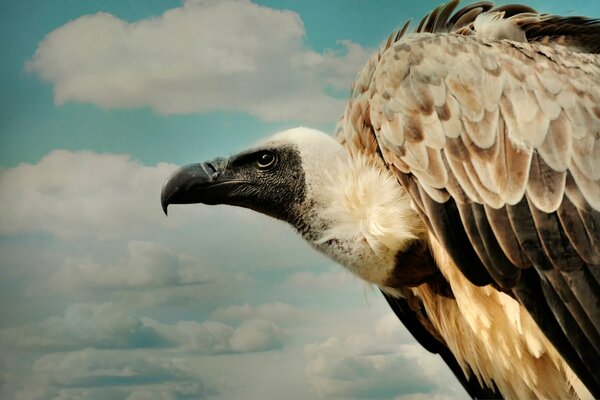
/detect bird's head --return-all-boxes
[161,127,346,228]
[161,127,424,287]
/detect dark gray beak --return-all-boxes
[161,158,228,215]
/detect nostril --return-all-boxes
[202,158,226,179]
[205,162,217,174]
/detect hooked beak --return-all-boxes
[161,157,235,215]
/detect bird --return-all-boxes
[161,1,600,398]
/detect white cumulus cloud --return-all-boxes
[0,150,192,239]
[304,315,467,399]
[229,319,286,352]
[46,240,208,291]
[144,318,286,354]
[27,0,371,123]
[0,302,169,351]
[15,349,205,400]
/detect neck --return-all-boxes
[294,153,427,287]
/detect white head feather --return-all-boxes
[260,128,424,286]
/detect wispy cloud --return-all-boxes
[27,0,370,123]
[210,301,308,323]
[285,268,354,289]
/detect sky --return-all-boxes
[1,1,598,399]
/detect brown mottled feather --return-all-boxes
[526,152,566,213]
[538,112,572,172]
[334,1,600,396]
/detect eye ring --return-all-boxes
[256,151,277,170]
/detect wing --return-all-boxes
[362,29,600,396]
[381,290,503,399]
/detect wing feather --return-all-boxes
[440,151,470,203]
[483,204,530,268]
[362,32,600,395]
[335,5,600,395]
[512,267,600,392]
[538,112,572,172]
[437,93,463,138]
[557,196,600,265]
[569,158,600,210]
[471,202,522,287]
[526,152,566,213]
[502,120,534,205]
[419,111,447,149]
[457,201,521,287]
[462,156,504,207]
[576,211,600,281]
[444,141,484,203]
[545,267,600,355]
[418,184,494,286]
[532,269,600,390]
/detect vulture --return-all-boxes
[161,1,600,398]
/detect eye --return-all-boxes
[256,151,277,170]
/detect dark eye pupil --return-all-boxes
[257,152,275,168]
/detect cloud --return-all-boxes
[14,349,206,400]
[27,0,370,123]
[0,302,169,351]
[126,382,209,400]
[305,337,432,399]
[144,318,286,354]
[304,315,466,399]
[30,238,261,311]
[374,312,412,344]
[210,301,307,323]
[46,240,208,291]
[0,150,190,239]
[1,301,285,355]
[229,319,286,352]
[45,383,207,400]
[285,268,356,289]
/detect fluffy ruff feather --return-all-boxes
[318,154,422,255]
[313,153,424,286]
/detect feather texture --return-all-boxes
[335,2,600,398]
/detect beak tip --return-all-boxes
[161,191,170,216]
[160,187,170,216]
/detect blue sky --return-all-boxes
[1,1,598,399]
